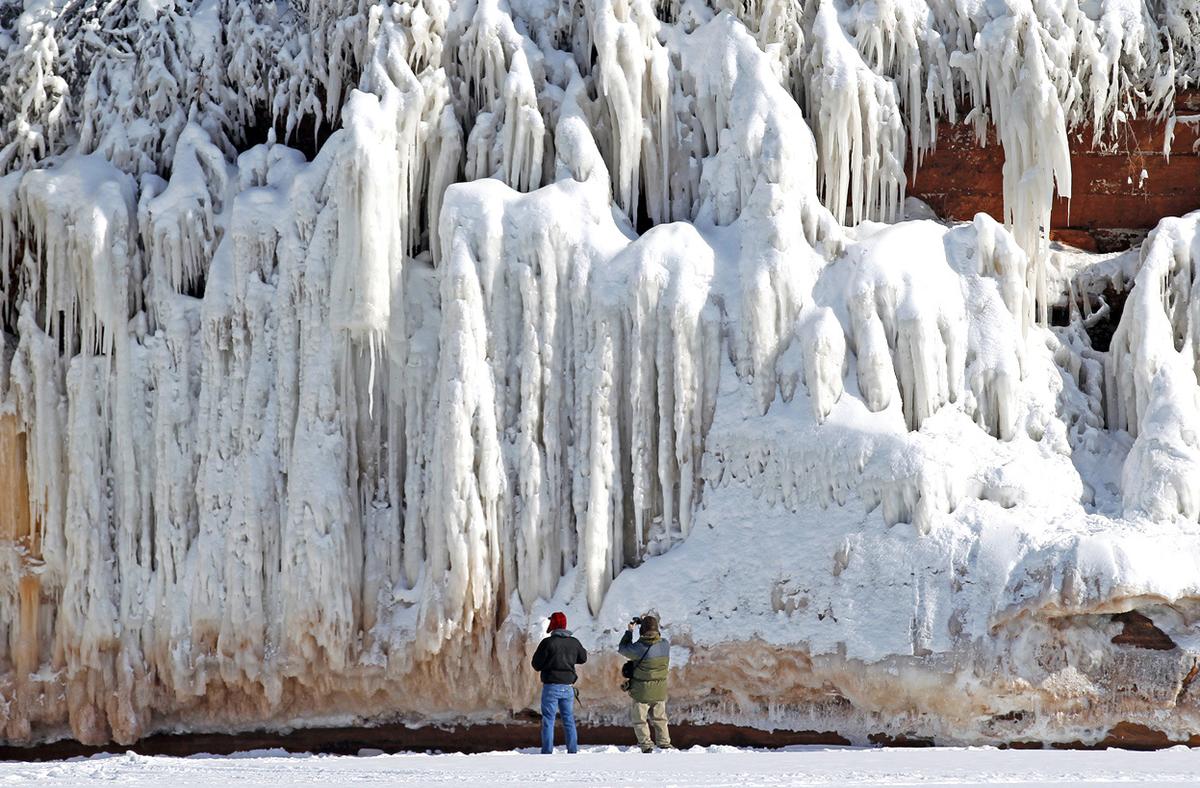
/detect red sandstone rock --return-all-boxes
[909,96,1200,249]
[1111,611,1178,651]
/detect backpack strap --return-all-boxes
[630,641,652,676]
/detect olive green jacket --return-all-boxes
[619,630,670,703]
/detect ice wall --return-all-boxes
[1107,215,1200,521]
[1,0,1200,746]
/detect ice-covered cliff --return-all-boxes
[2,0,1200,746]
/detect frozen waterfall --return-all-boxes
[1,0,1200,747]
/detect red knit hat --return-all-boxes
[547,611,567,632]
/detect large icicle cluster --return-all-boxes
[1107,215,1200,521]
[1,0,1200,748]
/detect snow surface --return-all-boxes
[2,746,1200,787]
[2,0,1200,749]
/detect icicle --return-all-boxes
[804,0,907,225]
[497,49,545,192]
[1108,215,1200,520]
[422,240,505,642]
[800,307,846,423]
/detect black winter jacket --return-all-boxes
[531,629,588,684]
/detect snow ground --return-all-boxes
[2,746,1198,787]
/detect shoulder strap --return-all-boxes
[630,641,652,674]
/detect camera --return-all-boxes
[630,616,642,626]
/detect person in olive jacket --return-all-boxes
[618,614,673,752]
[531,611,588,753]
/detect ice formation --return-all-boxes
[1,0,1200,747]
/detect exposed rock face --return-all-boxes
[1111,611,1178,651]
[909,93,1200,252]
[2,0,1200,749]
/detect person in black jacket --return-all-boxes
[531,611,588,753]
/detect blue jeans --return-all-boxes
[540,683,578,753]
